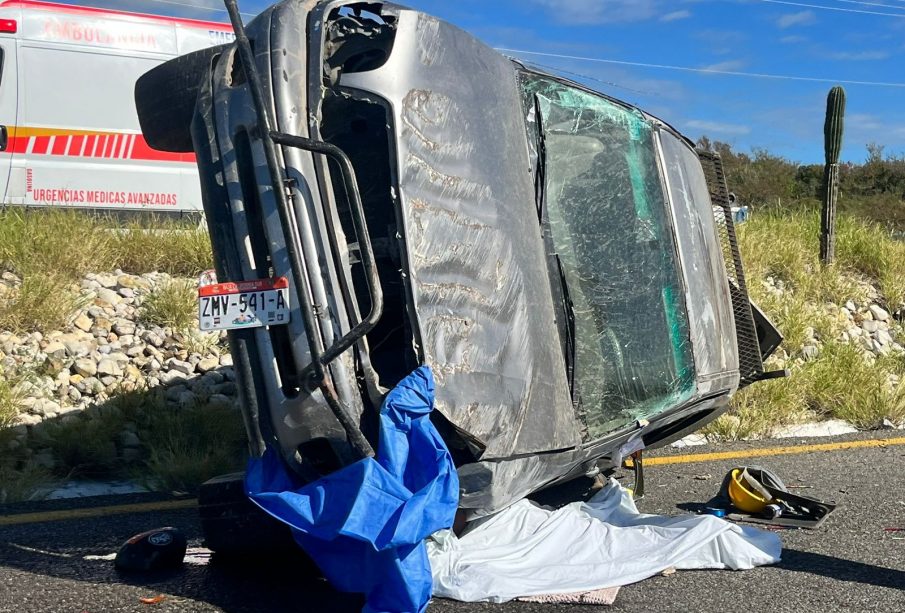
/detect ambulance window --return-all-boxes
[21,46,158,130]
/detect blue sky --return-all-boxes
[68,0,905,163]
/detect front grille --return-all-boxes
[697,150,763,387]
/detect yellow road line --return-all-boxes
[647,436,905,466]
[0,498,198,526]
[4,437,905,526]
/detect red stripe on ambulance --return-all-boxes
[4,130,193,163]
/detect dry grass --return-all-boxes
[737,209,905,312]
[141,403,247,492]
[0,368,23,428]
[0,465,53,504]
[109,222,213,277]
[139,279,198,330]
[0,209,211,333]
[705,209,905,440]
[0,275,88,332]
[7,387,246,495]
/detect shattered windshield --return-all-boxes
[522,74,695,439]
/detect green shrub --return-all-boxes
[0,465,53,504]
[141,404,247,492]
[0,274,86,332]
[0,368,23,428]
[39,413,128,478]
[109,220,212,277]
[0,209,213,334]
[139,279,198,331]
[0,208,114,279]
[708,208,905,439]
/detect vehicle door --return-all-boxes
[0,34,17,202]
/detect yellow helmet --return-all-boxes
[727,468,775,514]
[715,466,837,527]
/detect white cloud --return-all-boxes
[777,10,816,29]
[700,59,746,71]
[660,10,691,22]
[828,50,890,61]
[685,120,751,136]
[530,0,659,24]
[847,113,883,132]
[780,35,807,44]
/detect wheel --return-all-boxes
[134,44,230,153]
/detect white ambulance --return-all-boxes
[0,0,234,213]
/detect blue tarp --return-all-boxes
[245,366,459,613]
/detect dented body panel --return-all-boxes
[339,10,581,459]
[144,0,777,516]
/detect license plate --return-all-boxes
[198,277,290,331]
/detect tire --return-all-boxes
[134,44,230,153]
[198,472,297,554]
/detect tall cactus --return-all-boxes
[820,85,845,265]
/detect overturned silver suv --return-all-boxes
[136,0,781,524]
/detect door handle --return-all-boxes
[0,125,7,152]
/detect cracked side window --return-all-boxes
[523,75,695,438]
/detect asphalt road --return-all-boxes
[2,431,904,613]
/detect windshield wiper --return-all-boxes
[553,253,576,395]
[532,93,576,396]
[532,93,546,223]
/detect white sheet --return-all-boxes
[428,478,782,603]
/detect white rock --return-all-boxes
[165,384,188,401]
[166,358,195,375]
[73,358,97,377]
[107,351,130,365]
[63,339,94,357]
[875,329,893,346]
[873,340,891,355]
[16,413,42,426]
[32,398,61,418]
[44,341,68,359]
[112,320,136,336]
[95,287,122,306]
[73,313,93,332]
[774,419,858,438]
[96,359,123,377]
[196,357,219,373]
[862,320,880,333]
[159,370,187,385]
[869,304,890,322]
[95,273,118,288]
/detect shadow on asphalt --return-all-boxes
[2,543,365,612]
[0,475,615,612]
[0,506,364,613]
[779,549,905,591]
